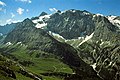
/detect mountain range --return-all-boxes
[0,9,120,80]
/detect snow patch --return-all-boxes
[100,42,104,46]
[35,23,47,28]
[78,37,84,39]
[61,10,66,14]
[17,42,23,46]
[107,16,120,29]
[93,15,96,18]
[32,15,50,23]
[107,16,117,20]
[69,10,76,13]
[61,10,76,14]
[72,10,76,13]
[48,31,65,39]
[83,12,90,15]
[78,32,94,46]
[96,13,104,16]
[64,36,84,43]
[114,19,120,24]
[6,42,12,45]
[17,42,22,44]
[107,16,116,23]
[69,27,72,30]
[109,62,112,66]
[32,15,50,29]
[65,18,69,22]
[91,63,96,70]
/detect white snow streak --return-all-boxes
[78,32,94,46]
[48,31,65,39]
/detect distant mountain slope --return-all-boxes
[0,23,17,35]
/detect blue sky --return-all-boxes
[0,0,120,25]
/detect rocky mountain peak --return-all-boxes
[23,18,32,22]
[57,10,61,13]
[22,18,34,26]
[39,12,48,17]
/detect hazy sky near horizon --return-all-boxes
[0,0,120,25]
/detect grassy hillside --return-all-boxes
[0,53,42,80]
[0,43,73,80]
